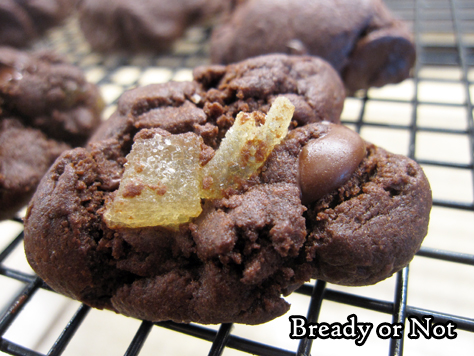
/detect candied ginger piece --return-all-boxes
[202,96,295,198]
[104,132,203,228]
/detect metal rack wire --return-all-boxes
[1,0,473,355]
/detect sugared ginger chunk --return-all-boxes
[202,96,295,198]
[104,132,203,228]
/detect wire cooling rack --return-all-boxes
[1,0,474,355]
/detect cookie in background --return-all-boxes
[0,46,104,220]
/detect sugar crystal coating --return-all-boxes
[104,133,203,228]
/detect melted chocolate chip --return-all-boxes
[298,124,366,205]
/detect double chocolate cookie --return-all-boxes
[210,0,416,93]
[24,54,431,325]
[0,0,76,48]
[0,47,103,220]
[78,0,231,54]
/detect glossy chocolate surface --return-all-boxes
[298,124,366,204]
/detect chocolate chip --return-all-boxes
[298,124,366,204]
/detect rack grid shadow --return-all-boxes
[1,0,474,355]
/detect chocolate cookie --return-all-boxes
[0,46,103,220]
[78,0,231,54]
[0,0,76,48]
[24,55,431,325]
[210,0,416,94]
